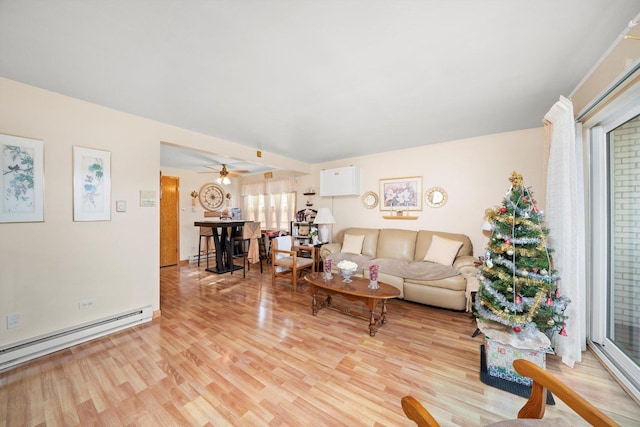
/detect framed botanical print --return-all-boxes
[379,176,422,212]
[1,134,44,223]
[73,146,111,221]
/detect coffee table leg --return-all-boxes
[369,309,377,336]
[312,288,318,316]
[380,300,388,324]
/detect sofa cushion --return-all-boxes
[376,229,417,261]
[341,233,365,254]
[423,235,464,266]
[374,258,458,281]
[415,230,473,261]
[336,228,380,258]
[405,275,467,292]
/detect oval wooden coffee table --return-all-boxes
[304,272,401,336]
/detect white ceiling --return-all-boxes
[1,1,639,171]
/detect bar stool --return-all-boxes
[197,226,214,266]
[231,222,264,277]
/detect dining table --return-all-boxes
[194,220,248,274]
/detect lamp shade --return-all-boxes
[314,208,335,224]
[313,208,335,243]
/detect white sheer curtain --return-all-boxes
[241,177,297,231]
[544,95,586,367]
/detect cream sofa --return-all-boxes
[319,227,477,311]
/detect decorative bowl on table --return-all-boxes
[337,260,358,283]
[338,268,356,283]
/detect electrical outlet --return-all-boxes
[79,299,95,310]
[6,313,21,329]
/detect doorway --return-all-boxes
[160,174,180,267]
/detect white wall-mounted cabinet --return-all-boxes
[320,166,361,196]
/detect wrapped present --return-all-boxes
[485,336,547,386]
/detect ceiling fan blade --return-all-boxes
[227,169,250,176]
[199,164,250,176]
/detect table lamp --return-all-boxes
[313,208,336,243]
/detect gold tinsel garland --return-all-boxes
[490,213,543,231]
[481,290,546,324]
[481,266,550,288]
[491,242,547,257]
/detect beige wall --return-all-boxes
[299,128,546,256]
[0,77,308,346]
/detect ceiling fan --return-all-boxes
[200,163,249,185]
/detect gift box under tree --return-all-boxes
[485,335,547,386]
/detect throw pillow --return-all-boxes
[423,235,463,266]
[341,234,365,255]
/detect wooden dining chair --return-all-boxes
[271,235,316,292]
[402,359,619,426]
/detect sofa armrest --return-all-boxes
[453,255,479,278]
[320,243,342,260]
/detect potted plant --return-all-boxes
[309,228,319,244]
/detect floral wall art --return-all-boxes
[379,176,422,212]
[73,145,111,221]
[0,134,44,223]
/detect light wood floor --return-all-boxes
[1,261,639,426]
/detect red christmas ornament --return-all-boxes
[500,207,507,213]
[532,205,539,212]
[546,297,553,306]
[560,325,568,336]
[505,238,511,245]
[513,326,521,333]
[555,289,560,298]
[515,294,522,304]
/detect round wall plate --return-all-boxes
[361,191,379,209]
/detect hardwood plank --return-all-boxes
[0,261,638,426]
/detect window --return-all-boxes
[244,192,296,231]
[241,177,298,231]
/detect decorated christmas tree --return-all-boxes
[476,172,570,341]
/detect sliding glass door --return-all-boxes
[589,101,640,399]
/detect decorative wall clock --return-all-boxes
[199,183,225,211]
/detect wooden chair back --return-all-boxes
[402,359,620,427]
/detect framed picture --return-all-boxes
[1,134,45,223]
[379,176,422,211]
[73,146,111,221]
[298,224,310,236]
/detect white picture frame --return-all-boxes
[0,134,44,223]
[73,146,111,221]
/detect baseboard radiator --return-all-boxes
[188,253,215,263]
[0,305,153,372]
